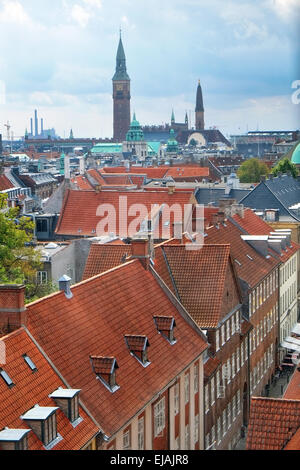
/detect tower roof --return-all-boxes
[195,80,204,112]
[113,34,130,81]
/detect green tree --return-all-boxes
[189,138,198,147]
[0,193,56,302]
[237,158,269,183]
[272,158,298,178]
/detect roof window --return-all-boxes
[90,356,120,393]
[0,369,14,388]
[154,316,177,345]
[124,335,151,367]
[23,354,37,373]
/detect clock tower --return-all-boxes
[113,33,131,142]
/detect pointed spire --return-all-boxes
[196,80,204,112]
[113,31,130,81]
[171,109,175,123]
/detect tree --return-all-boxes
[0,193,56,302]
[189,138,198,148]
[272,158,298,178]
[237,158,269,183]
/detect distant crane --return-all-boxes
[4,121,11,141]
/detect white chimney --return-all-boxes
[58,275,73,299]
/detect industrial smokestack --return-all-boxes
[30,118,33,136]
[34,109,38,137]
[41,118,44,135]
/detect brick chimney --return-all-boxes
[0,285,26,333]
[130,236,150,269]
[167,182,176,195]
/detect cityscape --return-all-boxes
[0,0,299,454]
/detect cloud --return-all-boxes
[71,4,91,27]
[0,0,32,25]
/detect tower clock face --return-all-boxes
[116,84,123,91]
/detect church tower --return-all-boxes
[195,80,205,130]
[113,33,131,142]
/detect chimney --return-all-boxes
[95,184,102,193]
[212,213,219,226]
[34,109,38,137]
[231,204,244,219]
[41,118,44,135]
[217,211,225,224]
[58,275,73,299]
[130,236,150,269]
[30,118,33,136]
[167,182,176,195]
[219,198,237,211]
[260,175,266,182]
[0,285,26,333]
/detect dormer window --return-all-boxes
[49,388,81,425]
[21,406,61,449]
[153,316,177,345]
[90,356,120,393]
[0,428,30,451]
[124,336,151,367]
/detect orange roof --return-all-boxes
[0,175,14,191]
[165,167,210,179]
[232,208,300,263]
[55,189,195,239]
[25,260,208,438]
[204,217,280,288]
[284,427,300,450]
[0,328,98,450]
[283,367,300,400]
[83,243,133,280]
[154,244,241,328]
[246,397,300,450]
[101,167,168,179]
[72,175,94,190]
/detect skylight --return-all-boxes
[0,369,14,388]
[23,354,37,372]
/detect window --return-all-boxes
[185,424,190,449]
[217,417,221,444]
[138,417,144,450]
[221,325,225,345]
[231,316,235,335]
[123,429,131,450]
[205,385,209,413]
[194,415,199,445]
[231,353,235,378]
[226,321,230,341]
[37,271,48,285]
[36,219,48,233]
[194,364,199,393]
[174,383,180,415]
[185,373,190,404]
[154,398,165,437]
[23,354,37,372]
[210,376,215,406]
[222,410,226,436]
[235,311,240,331]
[0,369,14,388]
[216,330,220,352]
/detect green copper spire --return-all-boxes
[171,109,175,123]
[69,128,74,140]
[166,129,179,154]
[126,113,144,142]
[113,32,130,81]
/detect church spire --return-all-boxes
[171,109,175,124]
[195,80,205,130]
[113,32,130,81]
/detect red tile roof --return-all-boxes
[154,244,241,328]
[204,218,280,288]
[283,367,300,400]
[83,244,133,280]
[90,356,116,375]
[71,175,94,190]
[246,397,300,450]
[165,167,210,180]
[55,189,195,239]
[0,175,14,191]
[204,356,221,380]
[25,260,208,438]
[0,328,98,450]
[101,167,168,179]
[232,208,300,263]
[284,427,300,450]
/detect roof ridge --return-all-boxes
[27,259,139,308]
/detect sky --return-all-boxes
[0,0,299,139]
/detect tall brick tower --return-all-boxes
[195,80,205,130]
[113,33,131,142]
